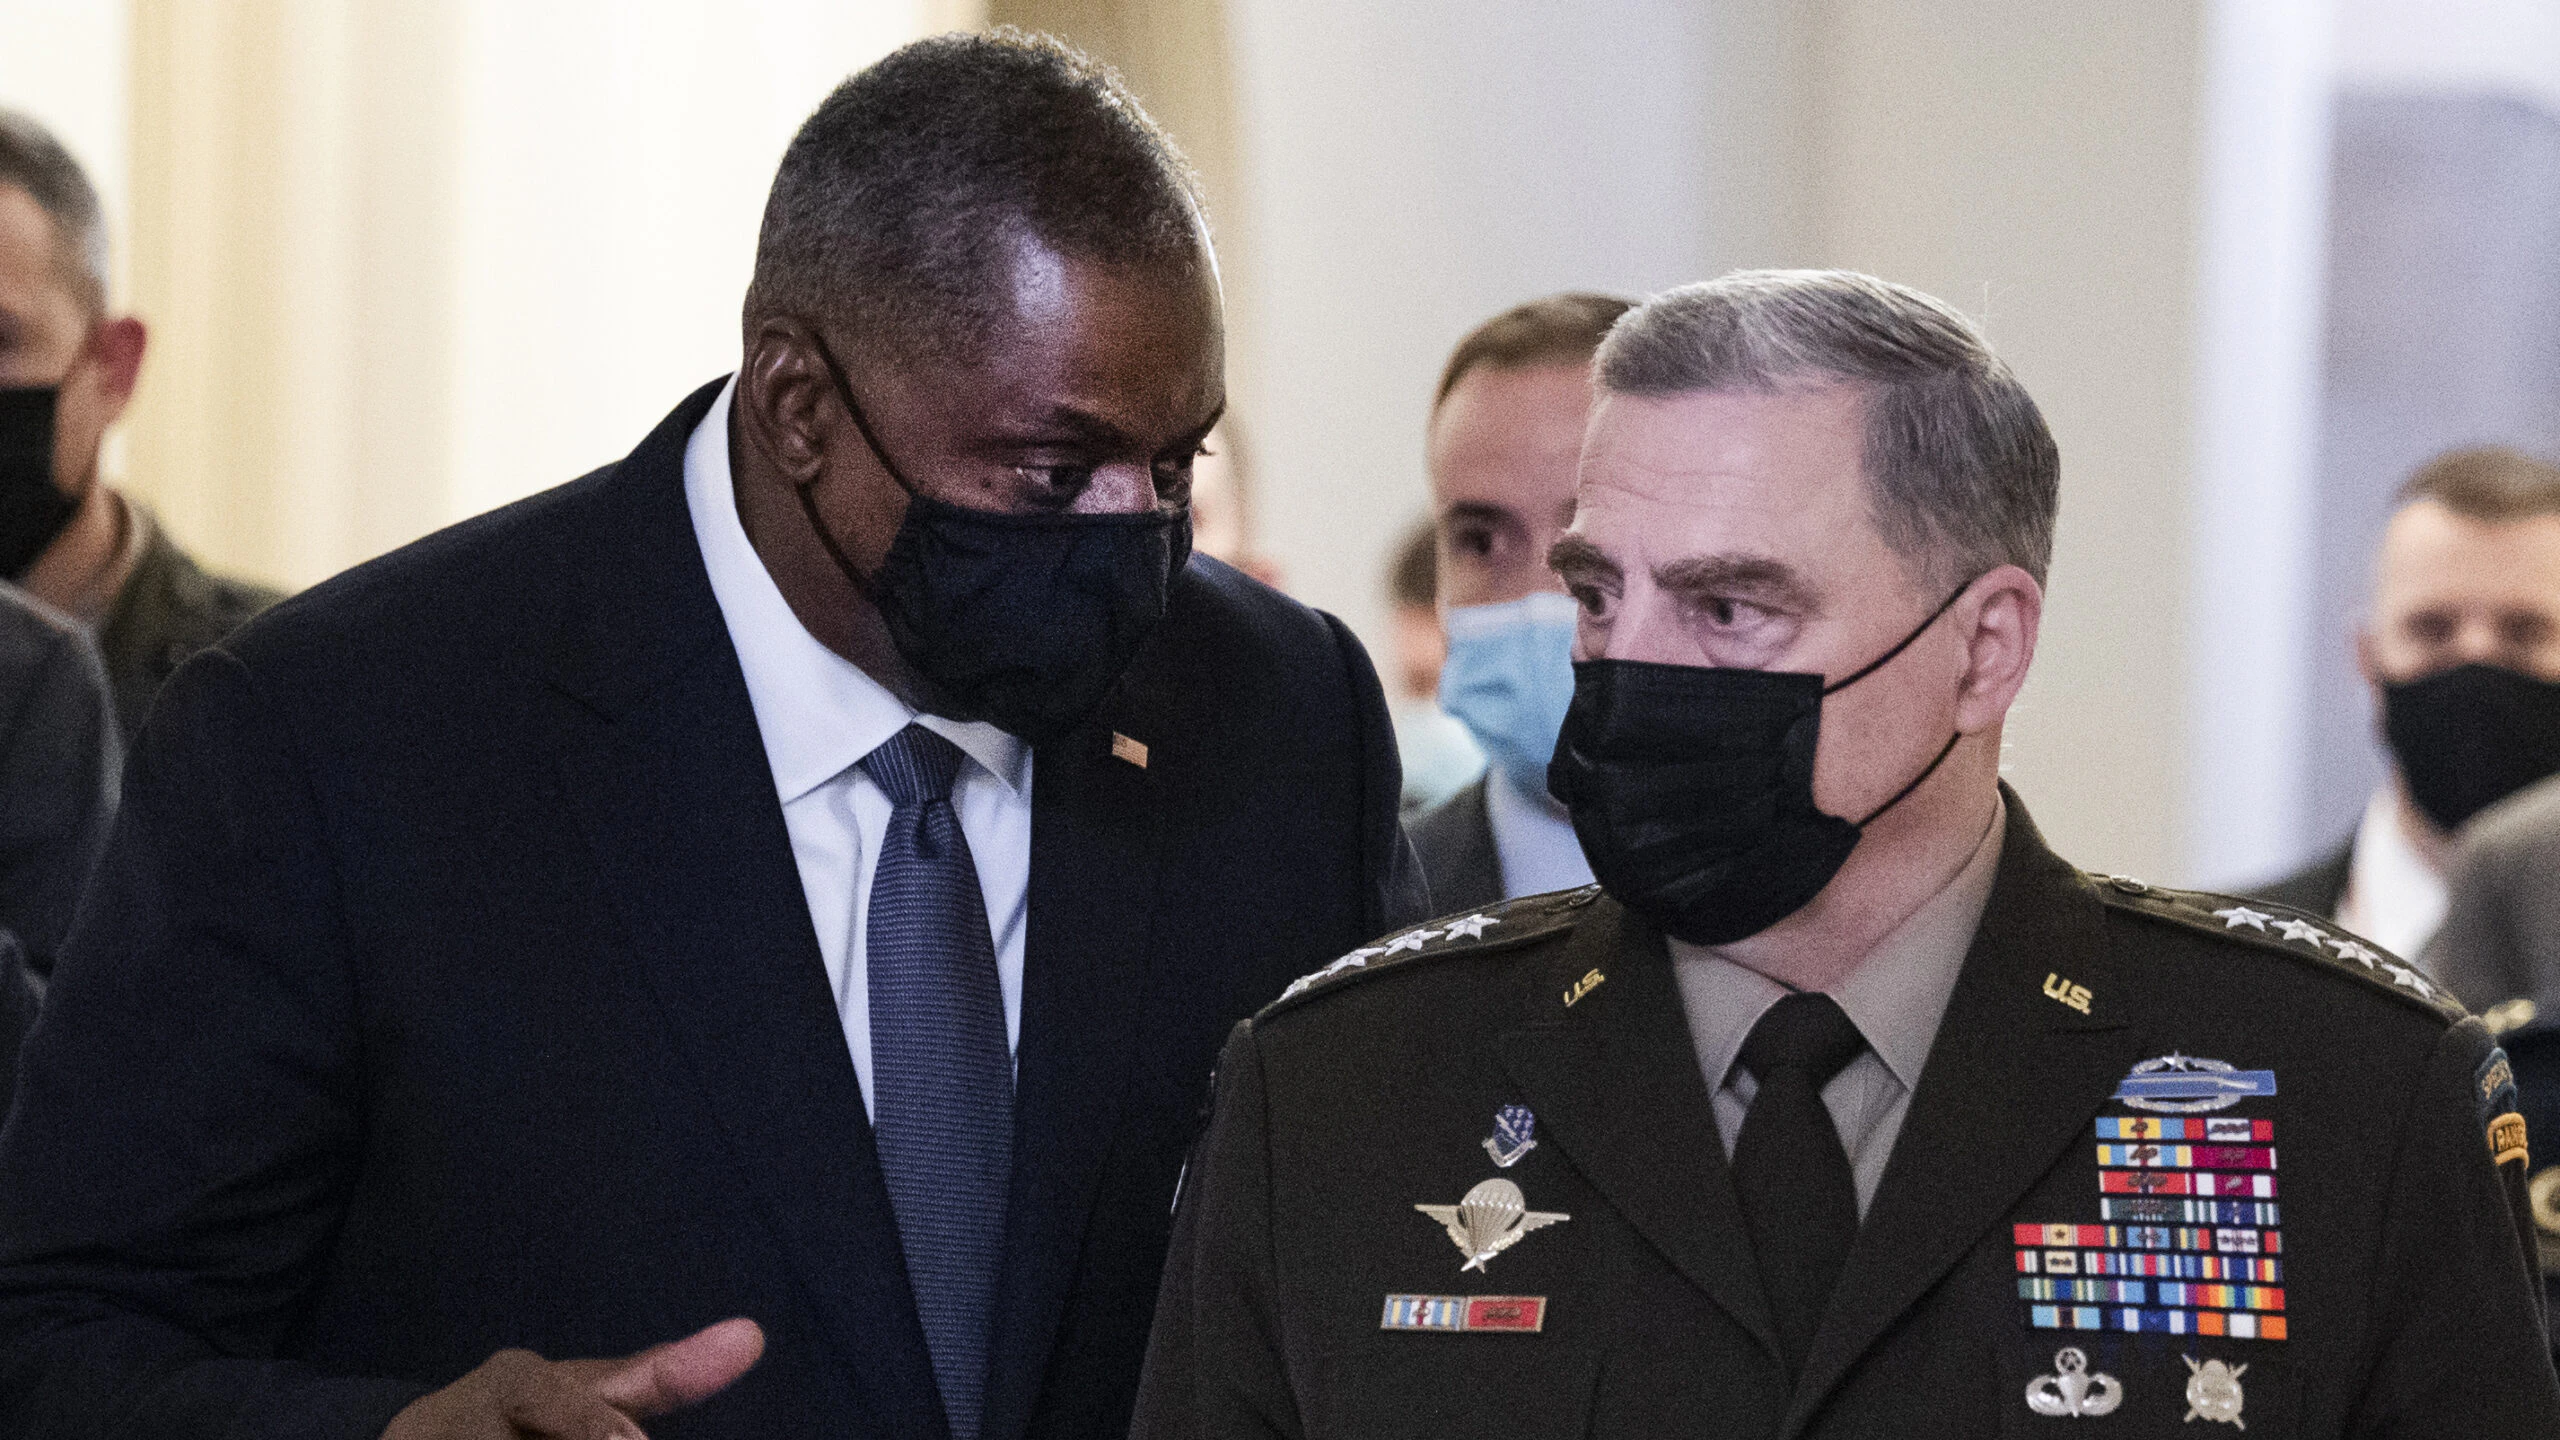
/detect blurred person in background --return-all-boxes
[1183,417,1283,589]
[2254,447,2560,967]
[2424,773,2560,1017]
[1384,515,1483,812]
[0,108,280,739]
[1404,293,1627,912]
[0,580,118,1119]
[2426,775,2560,1347]
[0,32,1418,1440]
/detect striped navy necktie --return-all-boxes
[861,723,1013,1440]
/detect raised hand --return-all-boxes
[381,1317,765,1440]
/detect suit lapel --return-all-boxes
[979,700,1166,1440]
[547,382,945,1436]
[1500,900,1785,1364]
[1781,797,2150,1436]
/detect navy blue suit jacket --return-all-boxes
[0,381,1413,1439]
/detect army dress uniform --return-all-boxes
[1133,794,2560,1439]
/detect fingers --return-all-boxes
[381,1323,766,1440]
[590,1317,766,1418]
[489,1348,649,1440]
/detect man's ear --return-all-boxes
[2353,624,2380,687]
[737,318,835,486]
[1954,563,2043,734]
[90,316,145,420]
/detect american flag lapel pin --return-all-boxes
[1110,732,1149,768]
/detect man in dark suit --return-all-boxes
[1406,295,1629,914]
[0,32,1412,1440]
[2250,447,2560,970]
[1136,270,2558,1437]
[0,108,280,738]
[0,581,118,1116]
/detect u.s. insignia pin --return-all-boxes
[1415,1177,1568,1273]
[1482,1105,1537,1167]
[2183,1355,2247,1427]
[2024,1347,2122,1418]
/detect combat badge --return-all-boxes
[1416,1177,1569,1273]
[2182,1356,2247,1427]
[1482,1105,1538,1167]
[2025,1347,2123,1418]
[2114,1054,2276,1114]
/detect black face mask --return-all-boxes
[793,337,1192,747]
[0,387,77,580]
[2382,663,2560,831]
[1547,585,1970,945]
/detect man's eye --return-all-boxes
[1023,465,1094,494]
[1567,583,1610,617]
[2406,613,2455,646]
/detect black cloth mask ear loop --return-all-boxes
[790,331,921,606]
[1821,577,1980,828]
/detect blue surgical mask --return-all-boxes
[1439,592,1580,798]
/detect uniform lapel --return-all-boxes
[1500,899,1785,1364]
[979,702,1166,1440]
[546,382,943,1435]
[1780,796,2151,1436]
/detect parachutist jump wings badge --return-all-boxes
[1415,1178,1569,1273]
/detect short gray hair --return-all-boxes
[1598,269,2058,588]
[748,29,1205,364]
[0,108,107,315]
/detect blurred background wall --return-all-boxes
[1,0,2551,890]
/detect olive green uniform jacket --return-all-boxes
[1134,795,2559,1439]
[96,516,281,739]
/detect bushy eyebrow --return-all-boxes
[1547,536,1819,614]
[1547,533,1616,585]
[1656,553,1819,613]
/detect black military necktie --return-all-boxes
[1730,991,1868,1378]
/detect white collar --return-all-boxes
[2338,786,2447,961]
[682,374,1028,805]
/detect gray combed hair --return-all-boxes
[0,108,107,314]
[1597,269,2058,588]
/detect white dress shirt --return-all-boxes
[1669,800,2006,1217]
[683,375,1033,1120]
[2335,786,2450,972]
[1484,765,1594,898]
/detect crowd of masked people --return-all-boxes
[3,27,2560,1440]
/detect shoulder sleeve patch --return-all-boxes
[2087,873,2467,1023]
[1260,884,1601,1019]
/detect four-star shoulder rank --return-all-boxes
[2086,873,2466,1023]
[1261,885,1602,1019]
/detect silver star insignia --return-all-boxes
[2213,906,2275,932]
[2327,937,2382,968]
[1381,928,1441,955]
[2381,962,2435,996]
[1280,947,1384,999]
[2274,918,2327,945]
[1440,913,1499,940]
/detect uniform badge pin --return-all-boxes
[1482,1105,1538,1167]
[1415,1177,1568,1273]
[2115,1053,2277,1114]
[2024,1346,2123,1418]
[2183,1355,2247,1427]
